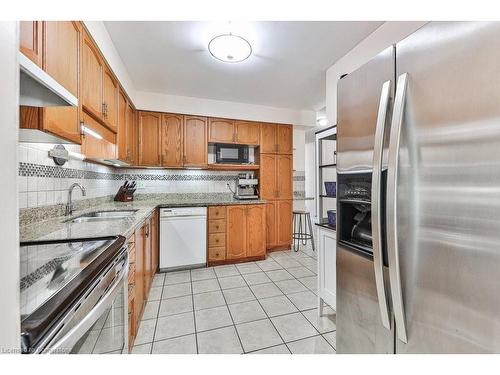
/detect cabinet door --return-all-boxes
[161,113,183,167]
[235,121,260,145]
[277,124,293,154]
[260,154,277,200]
[126,103,137,164]
[138,111,161,166]
[41,22,82,144]
[117,90,128,161]
[20,21,42,66]
[43,21,80,96]
[81,31,103,119]
[277,200,292,246]
[143,221,152,295]
[184,116,207,167]
[277,154,293,199]
[134,226,145,321]
[265,201,278,249]
[226,206,247,260]
[247,205,266,257]
[260,123,277,153]
[209,118,235,143]
[102,67,118,132]
[152,211,159,274]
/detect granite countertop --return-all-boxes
[20,195,266,242]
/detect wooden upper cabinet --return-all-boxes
[20,21,42,66]
[81,113,116,160]
[226,206,247,260]
[117,90,128,162]
[161,114,183,168]
[184,116,207,168]
[102,67,118,132]
[277,200,293,246]
[138,111,161,166]
[43,21,80,96]
[277,154,293,199]
[260,154,277,200]
[126,103,137,164]
[235,121,260,145]
[81,30,103,120]
[277,124,293,154]
[19,21,82,144]
[246,205,266,257]
[209,118,235,143]
[260,123,278,153]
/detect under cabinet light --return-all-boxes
[81,125,103,140]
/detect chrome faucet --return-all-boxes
[66,183,86,216]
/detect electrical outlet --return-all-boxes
[136,181,146,189]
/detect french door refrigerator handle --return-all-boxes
[371,80,392,330]
[387,72,409,343]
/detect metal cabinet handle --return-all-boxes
[387,72,409,344]
[371,80,392,331]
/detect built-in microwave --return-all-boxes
[215,143,249,164]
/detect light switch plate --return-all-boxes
[136,181,146,189]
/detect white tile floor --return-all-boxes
[132,246,336,354]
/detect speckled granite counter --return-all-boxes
[20,194,266,242]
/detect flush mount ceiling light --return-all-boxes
[208,33,252,63]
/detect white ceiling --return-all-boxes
[104,21,383,111]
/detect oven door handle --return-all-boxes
[46,258,128,354]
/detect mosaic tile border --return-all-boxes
[19,162,239,182]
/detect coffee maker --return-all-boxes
[233,172,259,200]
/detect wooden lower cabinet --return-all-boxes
[208,204,266,266]
[128,210,159,351]
[226,204,266,262]
[226,206,248,260]
[246,205,266,257]
[266,199,292,250]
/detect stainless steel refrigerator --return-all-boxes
[336,21,500,354]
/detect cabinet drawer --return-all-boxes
[208,233,226,248]
[128,263,136,284]
[128,245,136,264]
[208,246,226,261]
[208,219,226,233]
[209,206,226,219]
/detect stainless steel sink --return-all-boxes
[64,210,138,223]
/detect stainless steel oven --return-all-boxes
[20,237,128,354]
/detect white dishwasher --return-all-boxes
[159,207,207,271]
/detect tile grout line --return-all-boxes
[189,270,199,354]
[234,262,291,354]
[138,247,331,354]
[213,267,246,354]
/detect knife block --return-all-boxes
[114,186,134,202]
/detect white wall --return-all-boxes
[325,21,427,125]
[0,21,20,352]
[134,91,317,127]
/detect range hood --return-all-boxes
[19,52,78,107]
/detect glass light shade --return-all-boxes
[208,34,252,63]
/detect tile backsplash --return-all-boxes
[18,142,306,210]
